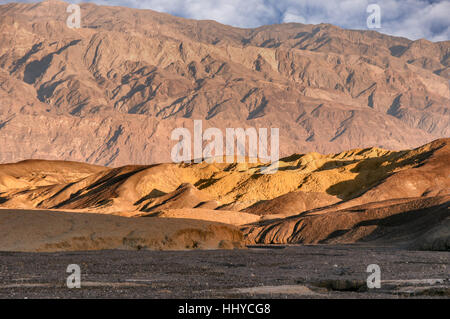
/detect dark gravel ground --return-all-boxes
[0,245,448,299]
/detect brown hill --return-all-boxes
[0,138,448,214]
[140,208,261,226]
[243,195,449,251]
[0,209,244,252]
[0,139,448,251]
[0,0,448,166]
[242,139,449,250]
[242,191,340,217]
[0,159,106,191]
[137,183,212,212]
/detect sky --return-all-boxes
[3,0,450,41]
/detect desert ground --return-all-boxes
[0,245,448,299]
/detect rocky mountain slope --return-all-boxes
[0,0,449,166]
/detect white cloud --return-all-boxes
[282,12,306,24]
[3,0,449,41]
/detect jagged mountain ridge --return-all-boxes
[0,0,449,166]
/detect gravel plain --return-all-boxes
[0,245,448,299]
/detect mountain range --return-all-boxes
[0,0,449,166]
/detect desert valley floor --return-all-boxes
[0,245,448,299]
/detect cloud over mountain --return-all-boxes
[6,0,449,41]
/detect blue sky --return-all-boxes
[3,0,449,41]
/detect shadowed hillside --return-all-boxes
[0,139,448,251]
